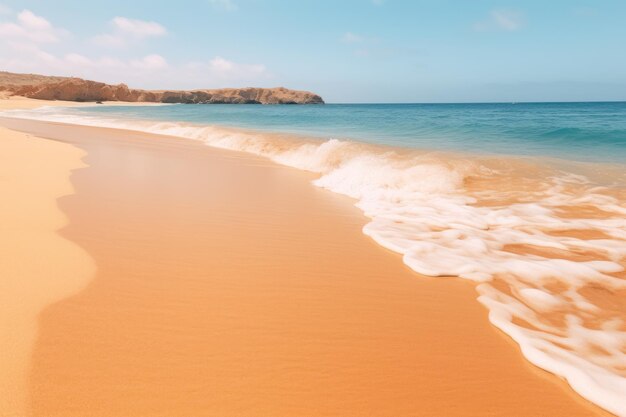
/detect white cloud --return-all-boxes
[0,9,68,44]
[207,56,235,71]
[111,17,167,38]
[0,45,266,89]
[130,54,168,69]
[0,4,12,15]
[0,45,168,75]
[207,56,265,78]
[17,9,50,30]
[182,56,268,87]
[92,16,166,48]
[64,53,94,67]
[91,33,127,48]
[341,32,363,43]
[58,52,142,71]
[0,9,268,89]
[474,9,524,32]
[208,0,238,11]
[0,49,172,92]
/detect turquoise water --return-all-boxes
[73,102,626,164]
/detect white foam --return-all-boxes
[2,107,626,415]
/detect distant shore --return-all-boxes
[0,71,324,104]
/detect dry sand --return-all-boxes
[0,97,81,110]
[0,102,94,417]
[0,96,167,109]
[0,110,611,416]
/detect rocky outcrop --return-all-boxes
[156,87,323,104]
[0,71,324,104]
[6,78,149,102]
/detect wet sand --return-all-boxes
[0,115,611,416]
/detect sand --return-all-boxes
[0,114,94,416]
[0,96,167,110]
[0,106,612,417]
[0,97,82,110]
[0,97,161,417]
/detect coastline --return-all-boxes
[0,109,611,415]
[5,102,625,414]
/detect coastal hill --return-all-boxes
[0,71,324,104]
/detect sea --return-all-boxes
[55,101,626,164]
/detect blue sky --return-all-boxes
[1,0,625,102]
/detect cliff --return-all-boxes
[0,71,324,104]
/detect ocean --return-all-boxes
[70,101,626,164]
[1,102,626,415]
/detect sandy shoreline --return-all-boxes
[0,105,95,417]
[0,103,611,416]
[0,96,168,110]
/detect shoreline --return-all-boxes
[0,96,169,110]
[3,102,625,186]
[0,114,611,416]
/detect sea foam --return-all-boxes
[2,107,625,415]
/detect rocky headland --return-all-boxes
[0,71,324,104]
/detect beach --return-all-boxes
[0,99,94,417]
[0,99,615,416]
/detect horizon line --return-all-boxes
[324,100,626,105]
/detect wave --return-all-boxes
[2,107,626,415]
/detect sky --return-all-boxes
[1,0,625,103]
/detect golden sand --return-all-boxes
[0,97,158,416]
[0,97,81,110]
[0,96,167,110]
[0,121,94,416]
[0,114,611,416]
